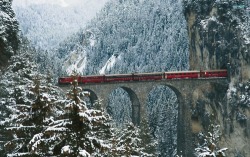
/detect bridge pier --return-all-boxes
[177,91,194,157]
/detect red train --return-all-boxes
[58,69,228,84]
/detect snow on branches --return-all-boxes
[194,124,228,157]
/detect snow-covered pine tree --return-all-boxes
[0,37,65,156]
[109,122,142,156]
[2,73,63,156]
[29,74,112,156]
[0,46,37,155]
[0,0,19,67]
[194,124,228,157]
[110,122,157,156]
[139,117,158,156]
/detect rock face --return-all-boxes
[184,0,250,82]
[0,0,19,68]
[184,0,250,156]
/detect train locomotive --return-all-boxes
[58,69,227,84]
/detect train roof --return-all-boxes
[133,72,164,75]
[105,73,133,77]
[164,70,200,74]
[202,69,227,72]
[81,75,104,77]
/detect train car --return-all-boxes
[165,71,200,79]
[58,69,228,85]
[200,69,227,78]
[133,72,164,81]
[104,74,133,82]
[58,76,79,84]
[80,75,105,84]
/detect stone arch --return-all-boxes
[151,83,183,103]
[145,84,181,113]
[141,83,184,130]
[145,84,180,156]
[146,83,192,157]
[107,86,141,126]
[119,86,140,126]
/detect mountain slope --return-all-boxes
[0,0,19,68]
[12,0,109,50]
[58,0,189,75]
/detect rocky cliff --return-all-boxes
[184,0,250,156]
[0,0,19,68]
[184,0,250,82]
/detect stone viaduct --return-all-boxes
[59,78,228,156]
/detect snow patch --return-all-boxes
[243,34,250,44]
[99,54,121,74]
[61,145,72,154]
[89,38,96,47]
[64,50,87,75]
[79,149,90,156]
[200,16,218,30]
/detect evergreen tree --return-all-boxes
[0,39,64,155]
[0,0,19,67]
[110,122,157,156]
[29,74,112,156]
[0,47,37,155]
[194,124,228,157]
[2,73,62,156]
[110,122,142,156]
[139,118,158,156]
